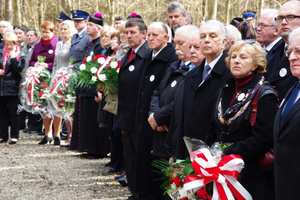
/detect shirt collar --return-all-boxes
[266,37,282,52]
[204,52,223,70]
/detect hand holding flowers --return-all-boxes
[76,53,120,94]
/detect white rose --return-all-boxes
[86,56,92,62]
[90,67,97,73]
[110,61,118,68]
[90,51,94,56]
[79,64,86,71]
[92,76,97,82]
[98,74,107,81]
[98,57,105,64]
[117,68,120,73]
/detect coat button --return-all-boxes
[277,143,280,148]
[141,92,144,96]
[140,109,142,113]
[277,166,280,170]
[145,75,149,79]
[139,126,141,130]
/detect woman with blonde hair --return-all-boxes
[116,21,129,60]
[206,40,278,199]
[100,25,115,56]
[0,32,25,144]
[51,20,77,147]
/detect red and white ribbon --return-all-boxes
[96,56,113,79]
[183,148,252,200]
[23,69,40,105]
[50,71,69,93]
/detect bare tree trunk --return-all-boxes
[38,0,44,27]
[110,0,115,26]
[211,0,218,20]
[204,0,208,21]
[5,0,12,22]
[13,0,21,25]
[225,0,231,24]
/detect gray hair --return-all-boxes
[0,21,13,29]
[148,21,168,35]
[225,24,241,41]
[125,18,147,33]
[176,25,199,39]
[260,9,278,27]
[167,1,186,15]
[289,26,300,44]
[185,12,193,24]
[200,20,227,40]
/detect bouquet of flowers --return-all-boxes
[47,67,76,120]
[75,52,120,94]
[153,137,251,200]
[19,66,51,113]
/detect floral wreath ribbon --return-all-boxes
[50,71,69,93]
[96,56,113,78]
[184,148,252,200]
[49,71,70,110]
[22,69,41,105]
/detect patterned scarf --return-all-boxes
[218,76,264,127]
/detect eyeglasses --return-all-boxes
[275,15,300,22]
[285,48,300,57]
[256,24,275,29]
[234,39,256,44]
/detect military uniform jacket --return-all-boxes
[70,30,91,70]
[115,41,151,130]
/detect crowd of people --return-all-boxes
[0,0,300,199]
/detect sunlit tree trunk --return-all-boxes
[5,0,12,22]
[13,0,21,25]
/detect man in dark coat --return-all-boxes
[274,26,300,200]
[115,18,151,200]
[149,25,199,159]
[69,9,91,70]
[133,22,179,199]
[267,1,300,100]
[170,20,232,159]
[256,9,284,81]
[71,13,109,157]
[167,2,186,41]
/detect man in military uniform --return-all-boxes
[68,9,91,70]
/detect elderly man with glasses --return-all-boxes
[256,9,284,79]
[267,1,300,100]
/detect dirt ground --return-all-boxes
[0,130,130,200]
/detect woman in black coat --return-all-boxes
[0,32,25,144]
[206,40,278,200]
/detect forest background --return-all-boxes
[1,0,287,33]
